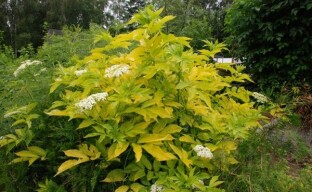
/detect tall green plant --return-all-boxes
[43,6,262,191]
[226,0,312,91]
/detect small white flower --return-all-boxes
[194,145,213,159]
[75,92,108,112]
[14,60,42,77]
[105,64,130,78]
[252,92,269,103]
[40,68,47,72]
[34,68,47,76]
[74,69,87,76]
[150,183,164,192]
[194,145,205,152]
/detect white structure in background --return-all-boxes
[213,57,242,64]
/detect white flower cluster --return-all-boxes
[34,68,47,76]
[75,92,108,112]
[13,60,42,77]
[75,69,87,76]
[104,64,130,78]
[252,92,269,103]
[150,183,164,192]
[194,145,213,159]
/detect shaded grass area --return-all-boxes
[222,126,312,192]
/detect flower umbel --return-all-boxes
[75,92,108,112]
[252,92,269,103]
[150,183,164,192]
[13,60,42,77]
[105,64,130,78]
[194,145,213,159]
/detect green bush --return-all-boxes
[226,0,312,91]
[0,25,107,192]
[37,23,107,68]
[46,7,262,191]
[1,6,264,192]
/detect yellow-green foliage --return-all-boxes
[45,6,262,191]
[1,103,39,152]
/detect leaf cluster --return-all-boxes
[44,6,262,191]
[1,6,264,192]
[226,0,312,91]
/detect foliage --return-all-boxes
[36,179,66,192]
[39,6,262,191]
[222,127,312,192]
[225,0,312,92]
[0,0,106,53]
[149,0,233,50]
[37,23,107,68]
[1,0,234,55]
[1,3,310,192]
[0,23,108,191]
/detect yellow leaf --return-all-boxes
[55,159,80,176]
[160,124,183,134]
[45,109,68,116]
[10,157,28,164]
[115,186,129,192]
[126,121,150,137]
[124,107,149,121]
[28,157,38,166]
[108,142,129,160]
[64,150,89,160]
[142,144,176,161]
[78,144,100,160]
[168,143,192,167]
[153,91,164,106]
[27,146,46,157]
[179,134,195,143]
[218,141,237,153]
[209,176,224,188]
[146,107,173,119]
[88,145,101,160]
[164,101,183,108]
[130,183,145,192]
[103,169,126,182]
[198,92,212,109]
[15,151,39,158]
[77,119,94,129]
[132,143,142,162]
[49,81,62,93]
[11,119,26,127]
[129,169,145,181]
[138,134,174,143]
[228,157,239,164]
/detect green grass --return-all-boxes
[222,127,312,192]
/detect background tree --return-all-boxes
[44,0,106,29]
[226,0,312,91]
[0,0,233,54]
[148,0,233,49]
[103,0,149,31]
[0,0,107,55]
